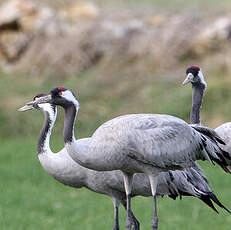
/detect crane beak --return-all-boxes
[183,73,193,85]
[27,94,52,106]
[18,104,34,112]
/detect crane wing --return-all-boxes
[126,120,206,169]
[126,118,230,172]
[91,114,231,173]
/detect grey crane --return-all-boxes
[19,94,230,229]
[29,87,231,230]
[183,65,231,170]
[19,94,140,230]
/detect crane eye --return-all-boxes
[58,92,62,96]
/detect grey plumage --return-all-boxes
[82,113,230,172]
[19,94,231,230]
[20,99,140,230]
[29,87,231,230]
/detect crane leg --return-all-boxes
[149,175,159,230]
[122,199,140,230]
[112,198,120,230]
[123,173,135,230]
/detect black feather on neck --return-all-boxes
[63,103,77,144]
[37,105,56,154]
[38,111,52,154]
[190,84,206,125]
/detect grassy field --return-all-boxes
[1,0,231,229]
[1,137,231,230]
[1,36,231,230]
[1,64,231,229]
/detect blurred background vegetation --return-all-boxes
[1,0,231,229]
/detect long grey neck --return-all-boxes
[63,104,77,144]
[38,107,57,154]
[190,85,206,125]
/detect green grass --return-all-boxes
[1,137,231,230]
[1,0,231,228]
[1,56,231,229]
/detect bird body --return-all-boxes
[25,99,224,202]
[67,113,224,174]
[20,96,226,230]
[28,88,231,230]
[39,143,229,207]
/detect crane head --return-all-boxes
[27,87,80,109]
[18,93,48,112]
[183,65,207,89]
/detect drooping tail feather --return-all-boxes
[199,195,219,214]
[208,192,231,214]
[166,166,231,214]
[210,148,231,173]
[169,189,220,214]
[199,133,231,174]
